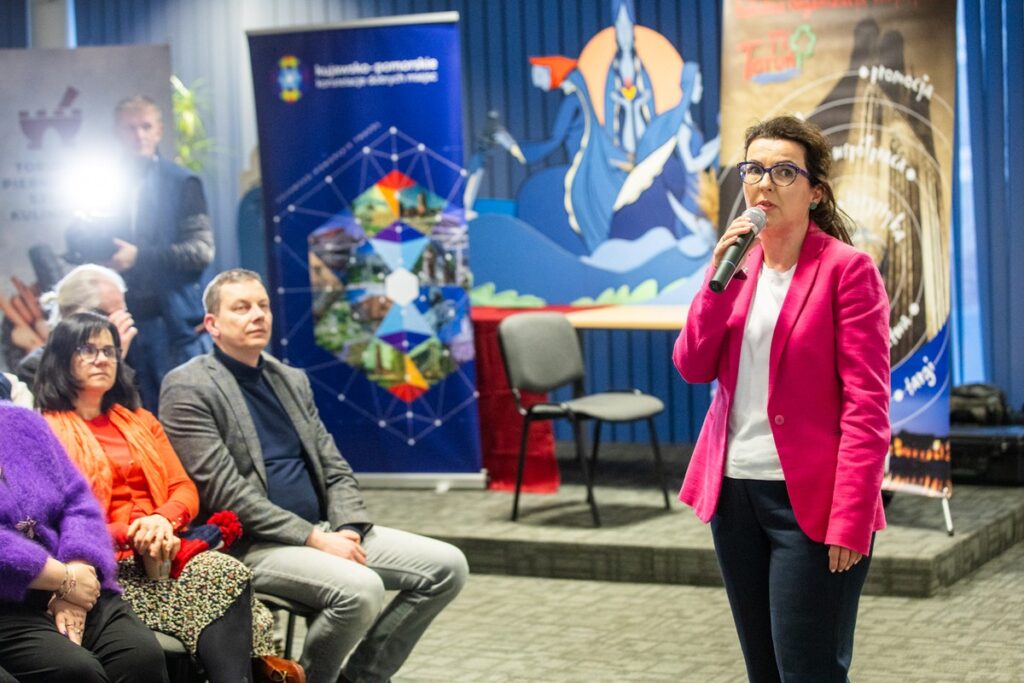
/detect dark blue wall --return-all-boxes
[0,0,29,48]
[961,0,1024,409]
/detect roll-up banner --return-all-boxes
[248,13,482,481]
[720,1,956,498]
[0,45,173,373]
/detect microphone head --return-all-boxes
[743,206,767,234]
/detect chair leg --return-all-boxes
[511,418,532,521]
[587,420,603,503]
[647,417,671,510]
[572,417,601,527]
[284,611,297,660]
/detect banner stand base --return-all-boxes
[942,490,954,536]
[358,470,488,490]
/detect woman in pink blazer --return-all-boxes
[674,116,890,682]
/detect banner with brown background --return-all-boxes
[720,0,956,497]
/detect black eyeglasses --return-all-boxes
[75,343,119,363]
[737,161,813,187]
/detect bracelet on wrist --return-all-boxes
[55,564,77,600]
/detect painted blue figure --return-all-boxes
[605,0,653,166]
[467,0,720,271]
[522,56,587,162]
[610,63,720,251]
[463,111,525,217]
[671,68,721,254]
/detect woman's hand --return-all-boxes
[50,597,88,645]
[128,514,180,561]
[828,545,863,573]
[63,562,101,610]
[712,211,762,269]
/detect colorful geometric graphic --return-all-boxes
[250,18,477,473]
[300,139,473,408]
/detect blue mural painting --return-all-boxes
[467,0,720,306]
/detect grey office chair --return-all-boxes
[256,592,316,660]
[153,631,200,683]
[497,311,671,526]
[156,595,311,680]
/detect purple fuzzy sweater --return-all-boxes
[0,403,119,602]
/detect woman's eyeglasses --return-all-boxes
[737,161,813,187]
[75,343,119,363]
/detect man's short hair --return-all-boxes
[49,264,127,324]
[114,95,162,121]
[203,268,265,314]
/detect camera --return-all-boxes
[64,214,127,265]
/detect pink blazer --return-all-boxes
[674,224,890,556]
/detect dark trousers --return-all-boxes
[127,317,172,414]
[0,590,169,683]
[711,478,871,683]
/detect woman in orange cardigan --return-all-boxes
[35,312,302,683]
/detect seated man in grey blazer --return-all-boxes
[159,268,468,683]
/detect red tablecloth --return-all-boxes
[472,307,562,493]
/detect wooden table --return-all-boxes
[564,304,687,330]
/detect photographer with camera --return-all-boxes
[100,95,215,411]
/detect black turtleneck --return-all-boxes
[213,346,322,524]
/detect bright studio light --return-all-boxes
[58,154,128,218]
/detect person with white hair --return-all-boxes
[14,264,137,387]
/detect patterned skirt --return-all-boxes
[118,551,276,656]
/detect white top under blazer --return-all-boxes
[725,261,796,480]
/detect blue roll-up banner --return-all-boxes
[248,13,482,479]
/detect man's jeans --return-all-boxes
[241,524,468,683]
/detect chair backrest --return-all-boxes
[497,312,584,394]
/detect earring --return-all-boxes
[809,201,819,210]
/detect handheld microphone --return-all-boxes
[709,207,767,293]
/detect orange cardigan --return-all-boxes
[45,405,199,553]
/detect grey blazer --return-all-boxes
[159,350,370,549]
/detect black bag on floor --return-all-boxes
[950,425,1024,485]
[950,383,1009,425]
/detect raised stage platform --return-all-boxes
[362,469,1024,598]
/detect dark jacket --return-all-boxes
[125,157,214,350]
[159,351,370,552]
